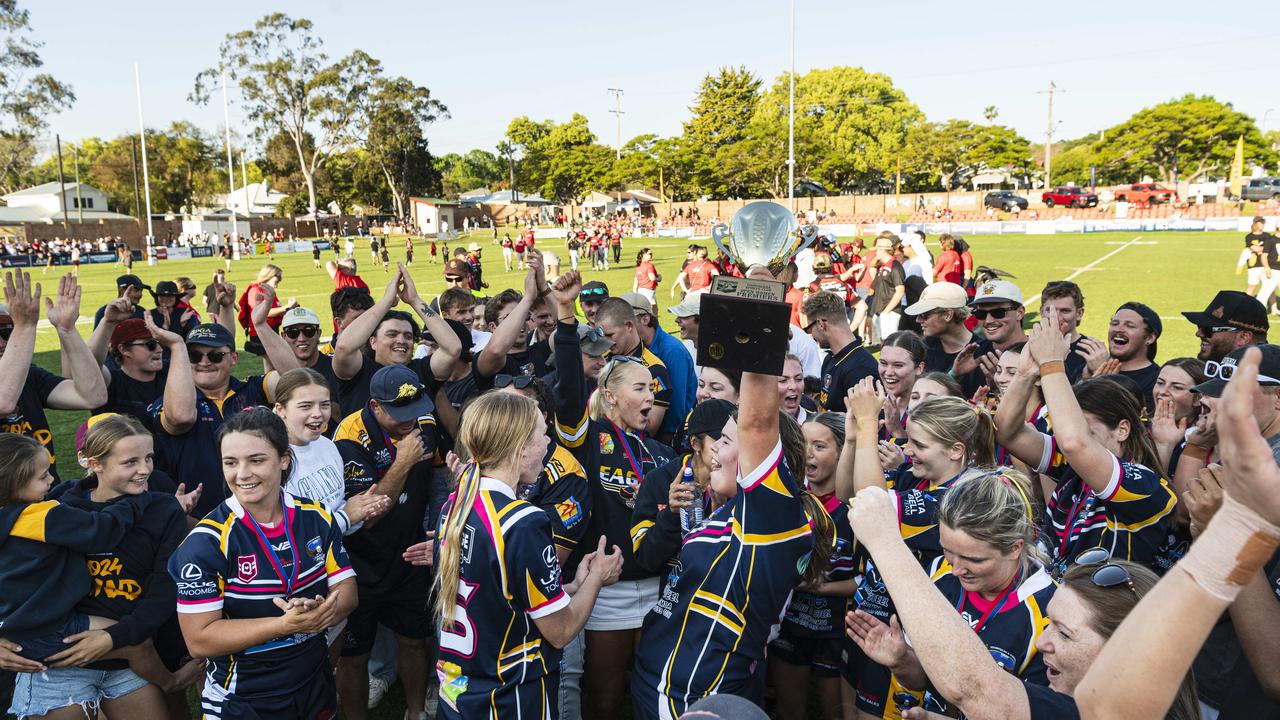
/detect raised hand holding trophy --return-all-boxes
[698,202,819,375]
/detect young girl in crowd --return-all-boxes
[550,271,673,719]
[168,408,357,719]
[906,372,963,412]
[697,365,741,405]
[433,391,622,720]
[779,354,811,423]
[996,313,1177,572]
[847,469,1057,715]
[877,332,926,440]
[769,412,858,720]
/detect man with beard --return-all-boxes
[1107,301,1162,409]
[1183,290,1269,362]
[953,279,1028,397]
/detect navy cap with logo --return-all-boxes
[185,323,234,348]
[116,274,150,291]
[369,364,435,422]
[1192,344,1280,397]
[1183,290,1269,335]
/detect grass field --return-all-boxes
[24,228,1248,718]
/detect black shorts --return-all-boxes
[201,666,337,720]
[341,579,432,657]
[769,630,843,678]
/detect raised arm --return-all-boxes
[155,313,197,435]
[0,271,40,416]
[994,344,1054,469]
[549,272,589,451]
[44,274,107,410]
[250,284,301,373]
[1025,309,1118,494]
[397,264,460,381]
[848,487,1032,720]
[841,377,889,500]
[333,274,401,381]
[476,260,541,378]
[88,298,135,368]
[737,289,782,475]
[1076,347,1280,718]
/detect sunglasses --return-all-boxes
[1069,547,1139,595]
[283,325,319,339]
[380,388,426,407]
[494,374,535,390]
[1204,359,1280,385]
[580,287,608,298]
[188,348,229,364]
[972,307,1016,321]
[444,275,465,282]
[0,324,12,341]
[580,326,606,343]
[1201,326,1239,335]
[125,339,160,352]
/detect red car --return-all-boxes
[1115,183,1177,205]
[1042,186,1099,208]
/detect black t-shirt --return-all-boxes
[498,342,551,380]
[1117,362,1160,411]
[819,339,878,412]
[1246,232,1279,267]
[1025,683,1080,720]
[922,334,961,373]
[870,261,906,315]
[1065,336,1091,385]
[1,366,65,481]
[336,354,443,422]
[96,367,167,429]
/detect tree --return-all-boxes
[983,106,999,124]
[1093,95,1276,184]
[0,1,74,194]
[753,67,923,195]
[192,14,381,216]
[903,120,1031,190]
[355,75,448,220]
[438,150,505,196]
[543,144,615,205]
[684,66,762,150]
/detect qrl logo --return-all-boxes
[237,555,259,582]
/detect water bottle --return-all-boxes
[678,466,703,533]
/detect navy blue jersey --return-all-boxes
[780,493,857,638]
[434,475,569,720]
[168,492,354,703]
[1034,433,1176,570]
[151,374,271,517]
[919,558,1055,714]
[519,443,591,571]
[818,339,878,412]
[632,441,815,719]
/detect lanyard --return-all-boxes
[956,568,1021,634]
[242,493,301,599]
[1059,487,1094,557]
[610,421,644,482]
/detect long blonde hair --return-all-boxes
[588,358,649,422]
[938,467,1048,572]
[908,396,997,467]
[434,392,541,627]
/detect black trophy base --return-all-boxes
[697,293,791,375]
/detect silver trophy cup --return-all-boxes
[710,201,820,274]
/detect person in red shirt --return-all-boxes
[953,235,976,294]
[325,257,369,291]
[632,247,661,305]
[237,263,296,355]
[673,246,719,297]
[934,234,964,285]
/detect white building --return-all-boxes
[409,197,460,237]
[0,181,133,223]
[196,181,288,217]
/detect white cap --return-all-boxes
[905,282,969,316]
[280,306,321,328]
[667,291,704,318]
[972,279,1024,306]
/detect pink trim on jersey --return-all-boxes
[738,440,784,492]
[1097,454,1124,501]
[526,591,570,619]
[684,522,735,543]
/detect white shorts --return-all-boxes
[585,577,660,631]
[1249,266,1267,285]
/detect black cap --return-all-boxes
[154,280,180,296]
[682,694,769,720]
[423,318,474,363]
[1116,301,1162,361]
[116,274,150,290]
[368,365,435,422]
[185,323,234,349]
[1182,291,1269,335]
[685,399,735,440]
[1192,344,1280,397]
[579,280,609,301]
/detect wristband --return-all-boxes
[1181,444,1210,462]
[1039,360,1065,377]
[1178,492,1280,602]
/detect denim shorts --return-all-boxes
[9,665,149,718]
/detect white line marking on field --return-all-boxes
[1104,241,1158,245]
[1024,236,1146,309]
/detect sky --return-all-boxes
[29,0,1280,162]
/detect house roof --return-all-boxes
[480,190,550,205]
[0,207,134,225]
[459,187,491,200]
[410,197,459,207]
[2,181,94,199]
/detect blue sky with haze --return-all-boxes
[32,0,1280,159]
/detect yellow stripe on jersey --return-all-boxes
[689,603,744,636]
[555,407,589,448]
[631,519,656,552]
[692,590,746,630]
[662,538,736,697]
[9,501,55,542]
[1109,489,1177,533]
[760,470,795,498]
[1020,595,1051,676]
[900,522,934,541]
[546,445,585,483]
[739,523,812,546]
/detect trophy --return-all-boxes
[698,202,819,375]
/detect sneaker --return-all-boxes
[423,681,440,718]
[368,676,389,710]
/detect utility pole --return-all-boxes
[134,62,155,264]
[220,70,240,260]
[130,137,142,218]
[55,134,68,232]
[1038,81,1062,191]
[607,88,624,160]
[71,144,83,224]
[788,0,796,213]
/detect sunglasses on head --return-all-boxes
[283,325,319,339]
[125,339,160,352]
[188,348,229,364]
[494,374,535,390]
[580,287,608,298]
[972,307,1015,321]
[581,326,605,343]
[1069,547,1139,595]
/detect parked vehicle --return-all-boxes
[1242,177,1280,202]
[1041,186,1099,208]
[983,191,1029,212]
[1115,183,1177,204]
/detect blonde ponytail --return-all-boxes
[434,462,483,627]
